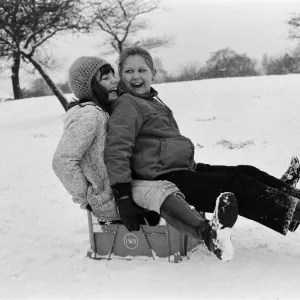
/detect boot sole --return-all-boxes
[214,192,238,229]
[211,192,238,262]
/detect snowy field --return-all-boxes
[0,89,12,102]
[1,74,300,300]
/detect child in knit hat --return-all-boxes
[52,56,184,227]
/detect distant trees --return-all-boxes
[160,48,259,83]
[288,13,300,40]
[21,77,72,98]
[201,48,258,79]
[88,0,172,54]
[261,53,299,75]
[159,47,300,83]
[21,78,52,98]
[177,62,202,82]
[3,1,300,101]
[0,0,87,110]
[258,11,300,76]
[153,57,168,83]
[263,9,300,76]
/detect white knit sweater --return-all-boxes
[52,102,119,221]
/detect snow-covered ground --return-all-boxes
[1,75,300,300]
[0,88,12,102]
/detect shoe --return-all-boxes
[208,192,238,262]
[281,156,300,188]
[281,157,300,232]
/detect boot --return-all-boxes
[281,157,300,232]
[281,156,300,187]
[160,192,238,262]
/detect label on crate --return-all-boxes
[123,233,139,249]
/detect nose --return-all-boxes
[132,71,140,79]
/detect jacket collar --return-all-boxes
[117,80,158,100]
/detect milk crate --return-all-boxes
[86,211,202,263]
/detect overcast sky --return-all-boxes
[1,0,300,94]
[151,0,300,72]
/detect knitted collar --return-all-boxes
[67,98,92,110]
[117,80,158,100]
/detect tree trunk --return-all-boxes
[26,55,69,112]
[11,52,23,99]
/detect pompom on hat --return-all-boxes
[68,56,109,100]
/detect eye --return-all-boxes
[101,75,109,80]
[125,70,132,74]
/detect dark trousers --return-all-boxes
[195,163,288,190]
[156,167,299,235]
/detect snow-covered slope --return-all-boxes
[0,88,12,101]
[1,75,300,300]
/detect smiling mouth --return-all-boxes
[108,87,117,94]
[131,83,143,88]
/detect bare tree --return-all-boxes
[0,0,87,110]
[288,13,300,40]
[89,0,172,54]
[178,62,202,81]
[152,57,168,83]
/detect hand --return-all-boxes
[144,210,161,226]
[115,196,145,231]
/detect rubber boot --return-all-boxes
[160,192,238,262]
[282,157,300,232]
[281,156,300,187]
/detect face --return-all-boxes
[95,71,118,101]
[121,55,154,95]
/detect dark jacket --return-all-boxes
[104,84,195,197]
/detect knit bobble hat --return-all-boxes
[68,56,109,100]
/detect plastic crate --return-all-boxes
[86,211,202,263]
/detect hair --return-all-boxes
[98,64,115,77]
[118,46,155,76]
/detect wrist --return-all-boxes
[115,196,132,207]
[112,182,132,199]
[119,195,130,200]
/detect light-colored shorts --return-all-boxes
[131,180,184,213]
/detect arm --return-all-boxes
[52,108,103,209]
[104,97,145,231]
[104,97,143,197]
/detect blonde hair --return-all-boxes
[118,46,155,76]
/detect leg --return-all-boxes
[131,179,187,226]
[196,159,300,199]
[132,179,239,261]
[156,170,299,235]
[197,158,300,232]
[196,160,299,191]
[160,192,238,262]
